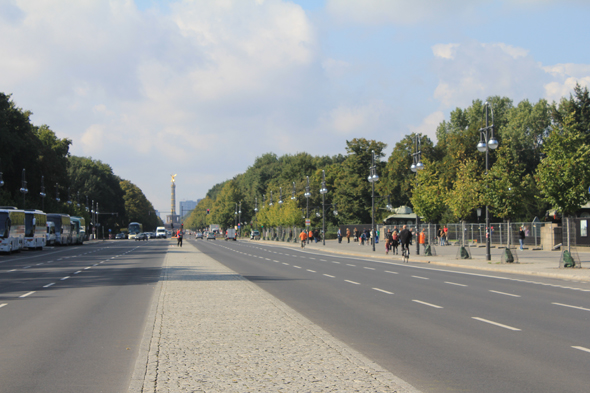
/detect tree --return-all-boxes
[536,114,590,215]
[445,159,481,221]
[120,180,161,231]
[410,158,447,223]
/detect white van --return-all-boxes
[156,226,167,238]
[46,221,56,245]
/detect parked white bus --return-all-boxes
[47,213,72,246]
[128,222,143,239]
[0,207,25,253]
[70,216,86,245]
[24,210,47,250]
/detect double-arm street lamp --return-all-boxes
[304,176,311,241]
[411,134,424,255]
[368,150,379,252]
[477,102,499,261]
[320,170,328,246]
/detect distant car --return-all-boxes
[196,232,203,239]
[250,230,260,240]
[135,233,148,241]
[147,232,157,239]
[115,233,125,239]
[206,232,216,240]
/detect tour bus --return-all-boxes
[70,216,86,245]
[156,226,167,239]
[0,207,26,253]
[128,222,143,239]
[46,213,72,246]
[24,210,47,250]
[46,221,56,245]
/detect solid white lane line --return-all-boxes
[472,317,521,331]
[572,346,590,354]
[489,290,520,297]
[385,271,398,274]
[19,291,36,298]
[346,264,356,267]
[345,280,360,285]
[0,303,6,308]
[373,288,394,295]
[323,274,335,278]
[364,267,375,270]
[445,281,467,287]
[552,302,590,312]
[412,300,443,309]
[412,275,429,280]
[61,276,70,281]
[43,283,55,288]
[307,269,316,273]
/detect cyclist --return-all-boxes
[399,225,412,259]
[299,229,308,248]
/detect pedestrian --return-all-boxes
[360,231,365,245]
[177,229,183,247]
[299,229,308,248]
[419,228,426,246]
[519,226,525,250]
[354,228,358,242]
[441,227,447,246]
[314,229,319,243]
[391,230,399,254]
[337,228,342,243]
[385,236,391,254]
[399,225,412,256]
[346,228,351,243]
[437,227,443,245]
[375,228,380,244]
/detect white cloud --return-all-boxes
[408,111,445,142]
[322,101,386,134]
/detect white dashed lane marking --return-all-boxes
[412,300,443,309]
[489,290,520,297]
[19,291,36,298]
[43,283,55,288]
[572,346,590,354]
[0,303,6,308]
[472,317,521,331]
[445,281,467,287]
[345,280,360,285]
[552,303,590,312]
[412,276,429,280]
[373,288,394,294]
[323,274,335,278]
[307,269,316,273]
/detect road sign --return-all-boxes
[305,219,311,227]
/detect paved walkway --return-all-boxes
[263,237,590,282]
[129,241,419,392]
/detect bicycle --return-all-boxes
[401,243,410,263]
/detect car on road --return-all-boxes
[135,233,148,241]
[250,230,260,240]
[196,232,203,239]
[115,233,125,239]
[206,232,216,240]
[147,232,157,239]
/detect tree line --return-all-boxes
[185,84,590,231]
[0,93,162,233]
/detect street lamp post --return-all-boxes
[20,169,28,209]
[477,101,499,261]
[411,134,425,255]
[304,176,311,243]
[40,175,46,211]
[238,201,242,238]
[320,170,328,246]
[291,182,296,200]
[234,202,238,230]
[367,151,379,252]
[0,159,4,187]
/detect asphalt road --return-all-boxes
[0,239,167,393]
[193,238,590,393]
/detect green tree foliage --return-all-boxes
[536,114,590,215]
[120,180,161,231]
[208,180,244,229]
[445,159,481,221]
[409,158,446,223]
[184,197,214,230]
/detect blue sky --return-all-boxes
[1,0,589,216]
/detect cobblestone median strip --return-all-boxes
[130,243,419,393]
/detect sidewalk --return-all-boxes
[255,237,590,283]
[129,242,419,392]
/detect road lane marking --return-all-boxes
[309,257,316,260]
[346,264,356,267]
[552,303,590,312]
[445,281,467,287]
[23,266,31,269]
[345,280,360,285]
[385,271,398,274]
[489,290,520,297]
[332,261,340,264]
[0,303,6,308]
[20,291,36,298]
[43,283,55,288]
[412,275,429,280]
[412,300,442,308]
[323,274,335,278]
[294,266,301,269]
[36,263,44,266]
[61,276,70,281]
[320,259,327,261]
[8,269,16,272]
[265,258,271,261]
[364,267,375,270]
[373,288,394,294]
[84,267,91,270]
[472,317,521,331]
[273,260,279,263]
[283,263,289,266]
[74,271,82,274]
[572,346,590,354]
[307,269,316,273]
